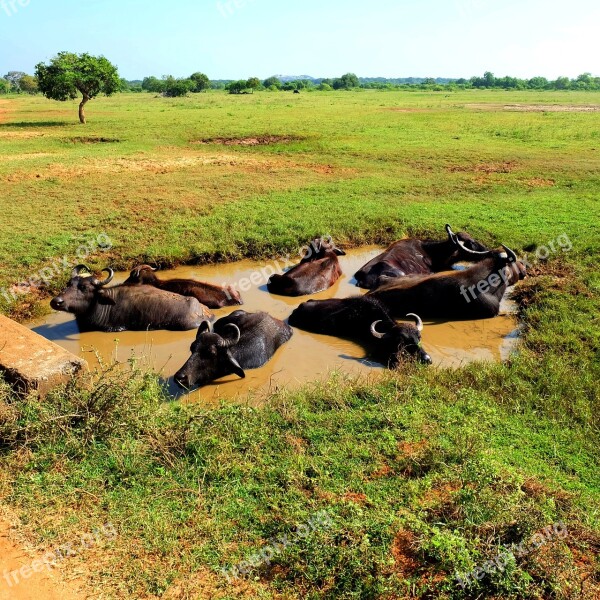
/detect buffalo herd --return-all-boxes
[50,225,526,390]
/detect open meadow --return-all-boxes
[0,90,599,598]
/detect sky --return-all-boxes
[0,0,598,80]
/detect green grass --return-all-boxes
[0,90,599,598]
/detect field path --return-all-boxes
[0,517,85,600]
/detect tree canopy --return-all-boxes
[35,52,120,123]
[190,72,210,92]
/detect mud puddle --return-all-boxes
[30,248,519,404]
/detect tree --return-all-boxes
[263,76,281,89]
[163,76,194,97]
[142,76,165,93]
[246,77,261,93]
[190,72,210,92]
[333,73,359,90]
[0,79,9,94]
[35,52,120,124]
[227,80,250,94]
[19,75,38,94]
[3,71,25,91]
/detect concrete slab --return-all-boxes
[0,315,86,396]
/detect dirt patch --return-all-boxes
[195,135,300,146]
[447,161,518,174]
[162,567,265,599]
[2,153,347,183]
[341,492,368,505]
[466,103,600,112]
[0,515,86,600]
[1,153,55,161]
[523,177,555,188]
[65,136,120,144]
[385,108,432,113]
[391,529,420,579]
[0,130,47,140]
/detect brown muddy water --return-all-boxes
[29,247,520,404]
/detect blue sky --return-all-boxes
[1,0,598,80]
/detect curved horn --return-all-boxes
[501,245,518,263]
[96,268,114,287]
[72,264,92,278]
[406,313,424,332]
[218,323,241,348]
[445,224,459,245]
[456,238,491,256]
[370,320,386,339]
[196,320,212,339]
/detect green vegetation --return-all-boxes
[35,52,120,123]
[0,90,599,598]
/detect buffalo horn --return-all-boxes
[219,324,241,348]
[196,320,212,339]
[406,313,424,332]
[370,320,386,339]
[72,264,92,277]
[445,224,458,244]
[501,245,518,263]
[456,238,491,256]
[96,268,114,287]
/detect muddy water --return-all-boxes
[29,248,519,404]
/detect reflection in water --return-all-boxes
[29,247,519,404]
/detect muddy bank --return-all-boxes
[30,248,519,404]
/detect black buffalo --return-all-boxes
[354,224,490,289]
[267,237,346,296]
[174,310,293,389]
[50,265,212,332]
[369,244,526,319]
[288,296,431,367]
[124,264,243,308]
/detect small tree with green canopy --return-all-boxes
[35,52,120,124]
[263,76,281,89]
[163,76,194,97]
[333,73,360,90]
[246,77,261,93]
[190,72,210,92]
[19,75,38,94]
[0,79,10,94]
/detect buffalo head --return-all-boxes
[301,237,346,263]
[445,224,490,259]
[124,264,159,285]
[50,265,115,314]
[370,313,432,366]
[174,321,245,389]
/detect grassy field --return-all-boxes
[0,90,599,598]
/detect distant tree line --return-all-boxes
[3,69,600,96]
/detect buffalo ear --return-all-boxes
[226,351,246,379]
[96,289,116,305]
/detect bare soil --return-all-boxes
[466,103,600,112]
[0,516,85,600]
[195,135,300,146]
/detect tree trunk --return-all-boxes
[79,94,90,124]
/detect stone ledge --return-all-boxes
[0,315,87,396]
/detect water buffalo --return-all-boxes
[289,296,431,367]
[123,265,243,308]
[267,237,346,296]
[369,244,526,320]
[50,265,213,332]
[354,224,490,289]
[174,310,293,389]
